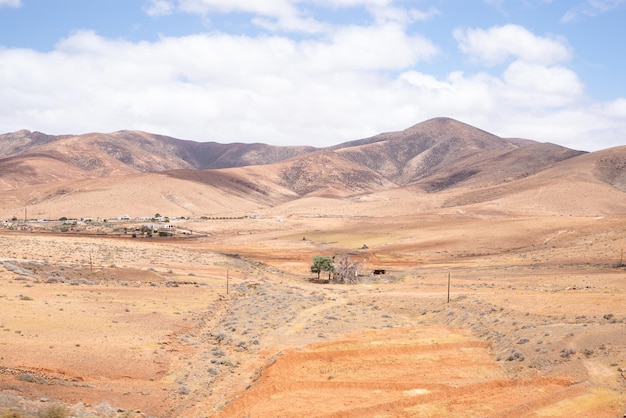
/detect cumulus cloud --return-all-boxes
[454,24,572,66]
[394,66,623,151]
[0,0,21,8]
[1,5,625,151]
[500,61,584,108]
[0,27,438,145]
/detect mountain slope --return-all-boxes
[0,154,96,191]
[273,150,398,197]
[437,146,626,215]
[0,129,70,157]
[334,118,584,189]
[417,141,585,192]
[2,171,287,220]
[4,117,624,219]
[0,129,317,177]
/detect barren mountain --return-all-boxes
[273,150,397,197]
[334,118,585,189]
[0,129,316,177]
[3,117,626,219]
[436,145,626,215]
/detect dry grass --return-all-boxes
[1,203,626,417]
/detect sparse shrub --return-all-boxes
[1,409,24,418]
[212,347,225,357]
[506,351,524,361]
[39,405,69,418]
[3,262,34,277]
[17,373,35,382]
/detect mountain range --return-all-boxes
[1,117,625,219]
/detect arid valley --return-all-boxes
[1,118,626,417]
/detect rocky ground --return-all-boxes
[1,214,625,417]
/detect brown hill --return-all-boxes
[0,153,95,191]
[0,129,69,156]
[591,146,626,192]
[4,117,626,219]
[3,171,288,220]
[418,141,585,192]
[272,150,397,197]
[0,129,316,176]
[438,145,626,215]
[334,118,584,189]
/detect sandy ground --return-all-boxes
[1,212,625,417]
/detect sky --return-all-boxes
[0,1,625,151]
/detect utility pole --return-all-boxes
[226,269,229,295]
[447,272,451,303]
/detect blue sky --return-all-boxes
[0,0,625,151]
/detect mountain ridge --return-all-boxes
[3,117,625,219]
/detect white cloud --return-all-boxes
[500,61,584,108]
[562,0,626,22]
[302,24,437,73]
[144,0,438,32]
[177,0,296,17]
[0,27,438,145]
[0,0,21,8]
[454,24,572,66]
[0,11,624,152]
[367,4,439,25]
[144,0,174,16]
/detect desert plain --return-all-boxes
[1,192,626,418]
[1,119,626,417]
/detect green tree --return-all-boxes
[311,256,334,280]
